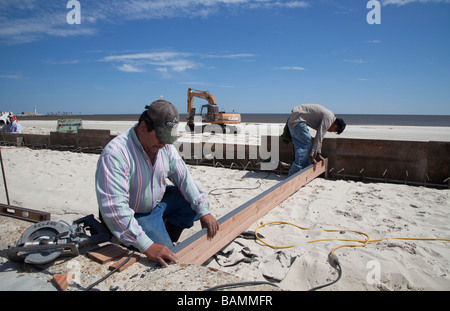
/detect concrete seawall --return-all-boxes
[1,130,449,188]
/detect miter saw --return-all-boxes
[3,214,111,265]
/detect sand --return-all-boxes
[0,120,449,291]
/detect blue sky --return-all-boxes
[0,0,449,115]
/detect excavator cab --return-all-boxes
[201,104,219,122]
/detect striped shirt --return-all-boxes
[95,126,210,252]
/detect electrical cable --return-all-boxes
[254,221,450,290]
[255,221,372,254]
[204,281,280,291]
[208,180,262,195]
[255,221,450,252]
[308,254,342,291]
[208,172,271,196]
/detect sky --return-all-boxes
[0,0,449,116]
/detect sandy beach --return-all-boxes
[1,120,449,291]
[17,119,450,143]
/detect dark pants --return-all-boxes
[135,186,198,249]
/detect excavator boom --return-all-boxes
[187,88,217,113]
[186,88,241,133]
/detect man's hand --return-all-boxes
[317,153,326,162]
[311,154,325,168]
[144,243,179,268]
[200,214,220,239]
[310,155,318,166]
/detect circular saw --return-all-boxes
[3,214,111,265]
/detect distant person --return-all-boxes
[95,100,219,267]
[284,104,346,175]
[1,114,22,133]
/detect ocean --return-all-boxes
[243,114,450,126]
[20,113,450,127]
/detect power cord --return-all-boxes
[208,172,271,196]
[208,180,262,196]
[308,253,342,291]
[204,281,279,291]
[254,221,450,290]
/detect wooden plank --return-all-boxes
[52,273,75,291]
[87,244,129,264]
[109,254,141,272]
[173,159,327,265]
[0,203,51,222]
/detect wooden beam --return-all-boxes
[173,159,328,265]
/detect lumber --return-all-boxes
[173,159,327,265]
[52,272,75,291]
[109,253,141,272]
[87,244,129,264]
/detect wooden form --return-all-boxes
[173,159,328,265]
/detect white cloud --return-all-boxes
[0,0,310,44]
[0,16,96,44]
[103,52,194,62]
[245,0,309,9]
[117,64,143,72]
[3,0,448,44]
[280,66,306,71]
[205,53,257,59]
[382,0,450,5]
[44,59,80,65]
[102,51,199,73]
[101,51,257,73]
[0,72,26,79]
[344,59,369,65]
[161,59,198,72]
[276,1,310,8]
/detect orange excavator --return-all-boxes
[186,88,241,133]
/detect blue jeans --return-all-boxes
[288,122,313,176]
[135,186,198,249]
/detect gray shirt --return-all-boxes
[288,104,336,156]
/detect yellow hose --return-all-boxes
[254,221,450,255]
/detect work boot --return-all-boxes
[165,221,184,243]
